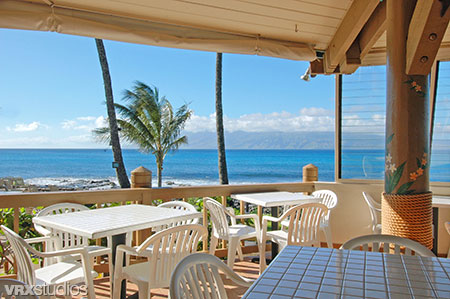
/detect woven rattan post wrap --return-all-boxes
[382,192,433,249]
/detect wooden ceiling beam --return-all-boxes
[323,0,380,73]
[406,0,450,75]
[310,59,340,75]
[340,0,387,74]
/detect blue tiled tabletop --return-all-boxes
[242,245,450,299]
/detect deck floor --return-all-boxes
[76,257,260,298]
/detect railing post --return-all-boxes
[303,164,318,183]
[131,166,152,246]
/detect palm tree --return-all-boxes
[94,39,130,188]
[215,53,229,184]
[94,81,192,187]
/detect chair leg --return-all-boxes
[322,225,333,248]
[210,235,219,255]
[237,242,244,261]
[227,238,239,269]
[259,238,267,273]
[137,282,150,299]
[108,252,114,288]
[112,275,123,299]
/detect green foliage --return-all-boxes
[0,208,40,239]
[93,81,192,187]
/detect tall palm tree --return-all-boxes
[94,81,192,187]
[95,38,130,188]
[216,53,229,184]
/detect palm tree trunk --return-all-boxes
[156,158,163,187]
[95,38,130,188]
[215,53,229,185]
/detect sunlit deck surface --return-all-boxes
[73,258,260,299]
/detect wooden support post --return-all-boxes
[131,166,152,246]
[382,0,432,249]
[13,206,19,233]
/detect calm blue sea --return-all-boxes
[0,149,447,188]
[0,149,335,187]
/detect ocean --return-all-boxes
[0,148,447,190]
[0,149,335,188]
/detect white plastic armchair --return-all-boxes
[340,234,435,257]
[0,278,38,299]
[154,201,200,232]
[1,225,97,299]
[446,222,450,257]
[362,192,382,234]
[260,202,328,271]
[204,197,261,269]
[169,253,254,299]
[312,190,337,248]
[35,203,119,275]
[112,224,207,299]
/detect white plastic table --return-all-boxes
[231,191,320,258]
[33,204,201,298]
[243,245,450,299]
[432,195,450,255]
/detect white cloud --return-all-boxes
[6,121,46,132]
[61,116,106,131]
[77,116,96,121]
[184,108,335,133]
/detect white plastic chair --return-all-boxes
[0,278,38,299]
[445,221,450,257]
[169,253,254,299]
[154,201,200,232]
[35,203,116,276]
[362,192,382,233]
[281,190,337,248]
[260,202,328,271]
[340,234,435,257]
[1,225,97,299]
[312,190,337,248]
[204,198,261,269]
[112,224,207,299]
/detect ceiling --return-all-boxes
[1,0,449,73]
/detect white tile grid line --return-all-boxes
[243,246,450,299]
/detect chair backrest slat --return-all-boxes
[285,203,328,246]
[170,253,253,299]
[35,203,90,250]
[204,198,230,238]
[1,226,36,286]
[155,201,200,232]
[137,224,206,286]
[340,234,435,257]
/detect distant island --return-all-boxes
[182,131,335,149]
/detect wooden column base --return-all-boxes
[382,192,433,249]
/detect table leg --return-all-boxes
[271,206,279,259]
[432,207,439,256]
[111,233,127,299]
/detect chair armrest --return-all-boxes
[117,244,140,256]
[31,246,88,259]
[25,235,58,245]
[235,214,261,232]
[262,215,282,223]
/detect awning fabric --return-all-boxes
[0,0,315,61]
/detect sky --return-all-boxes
[0,28,335,148]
